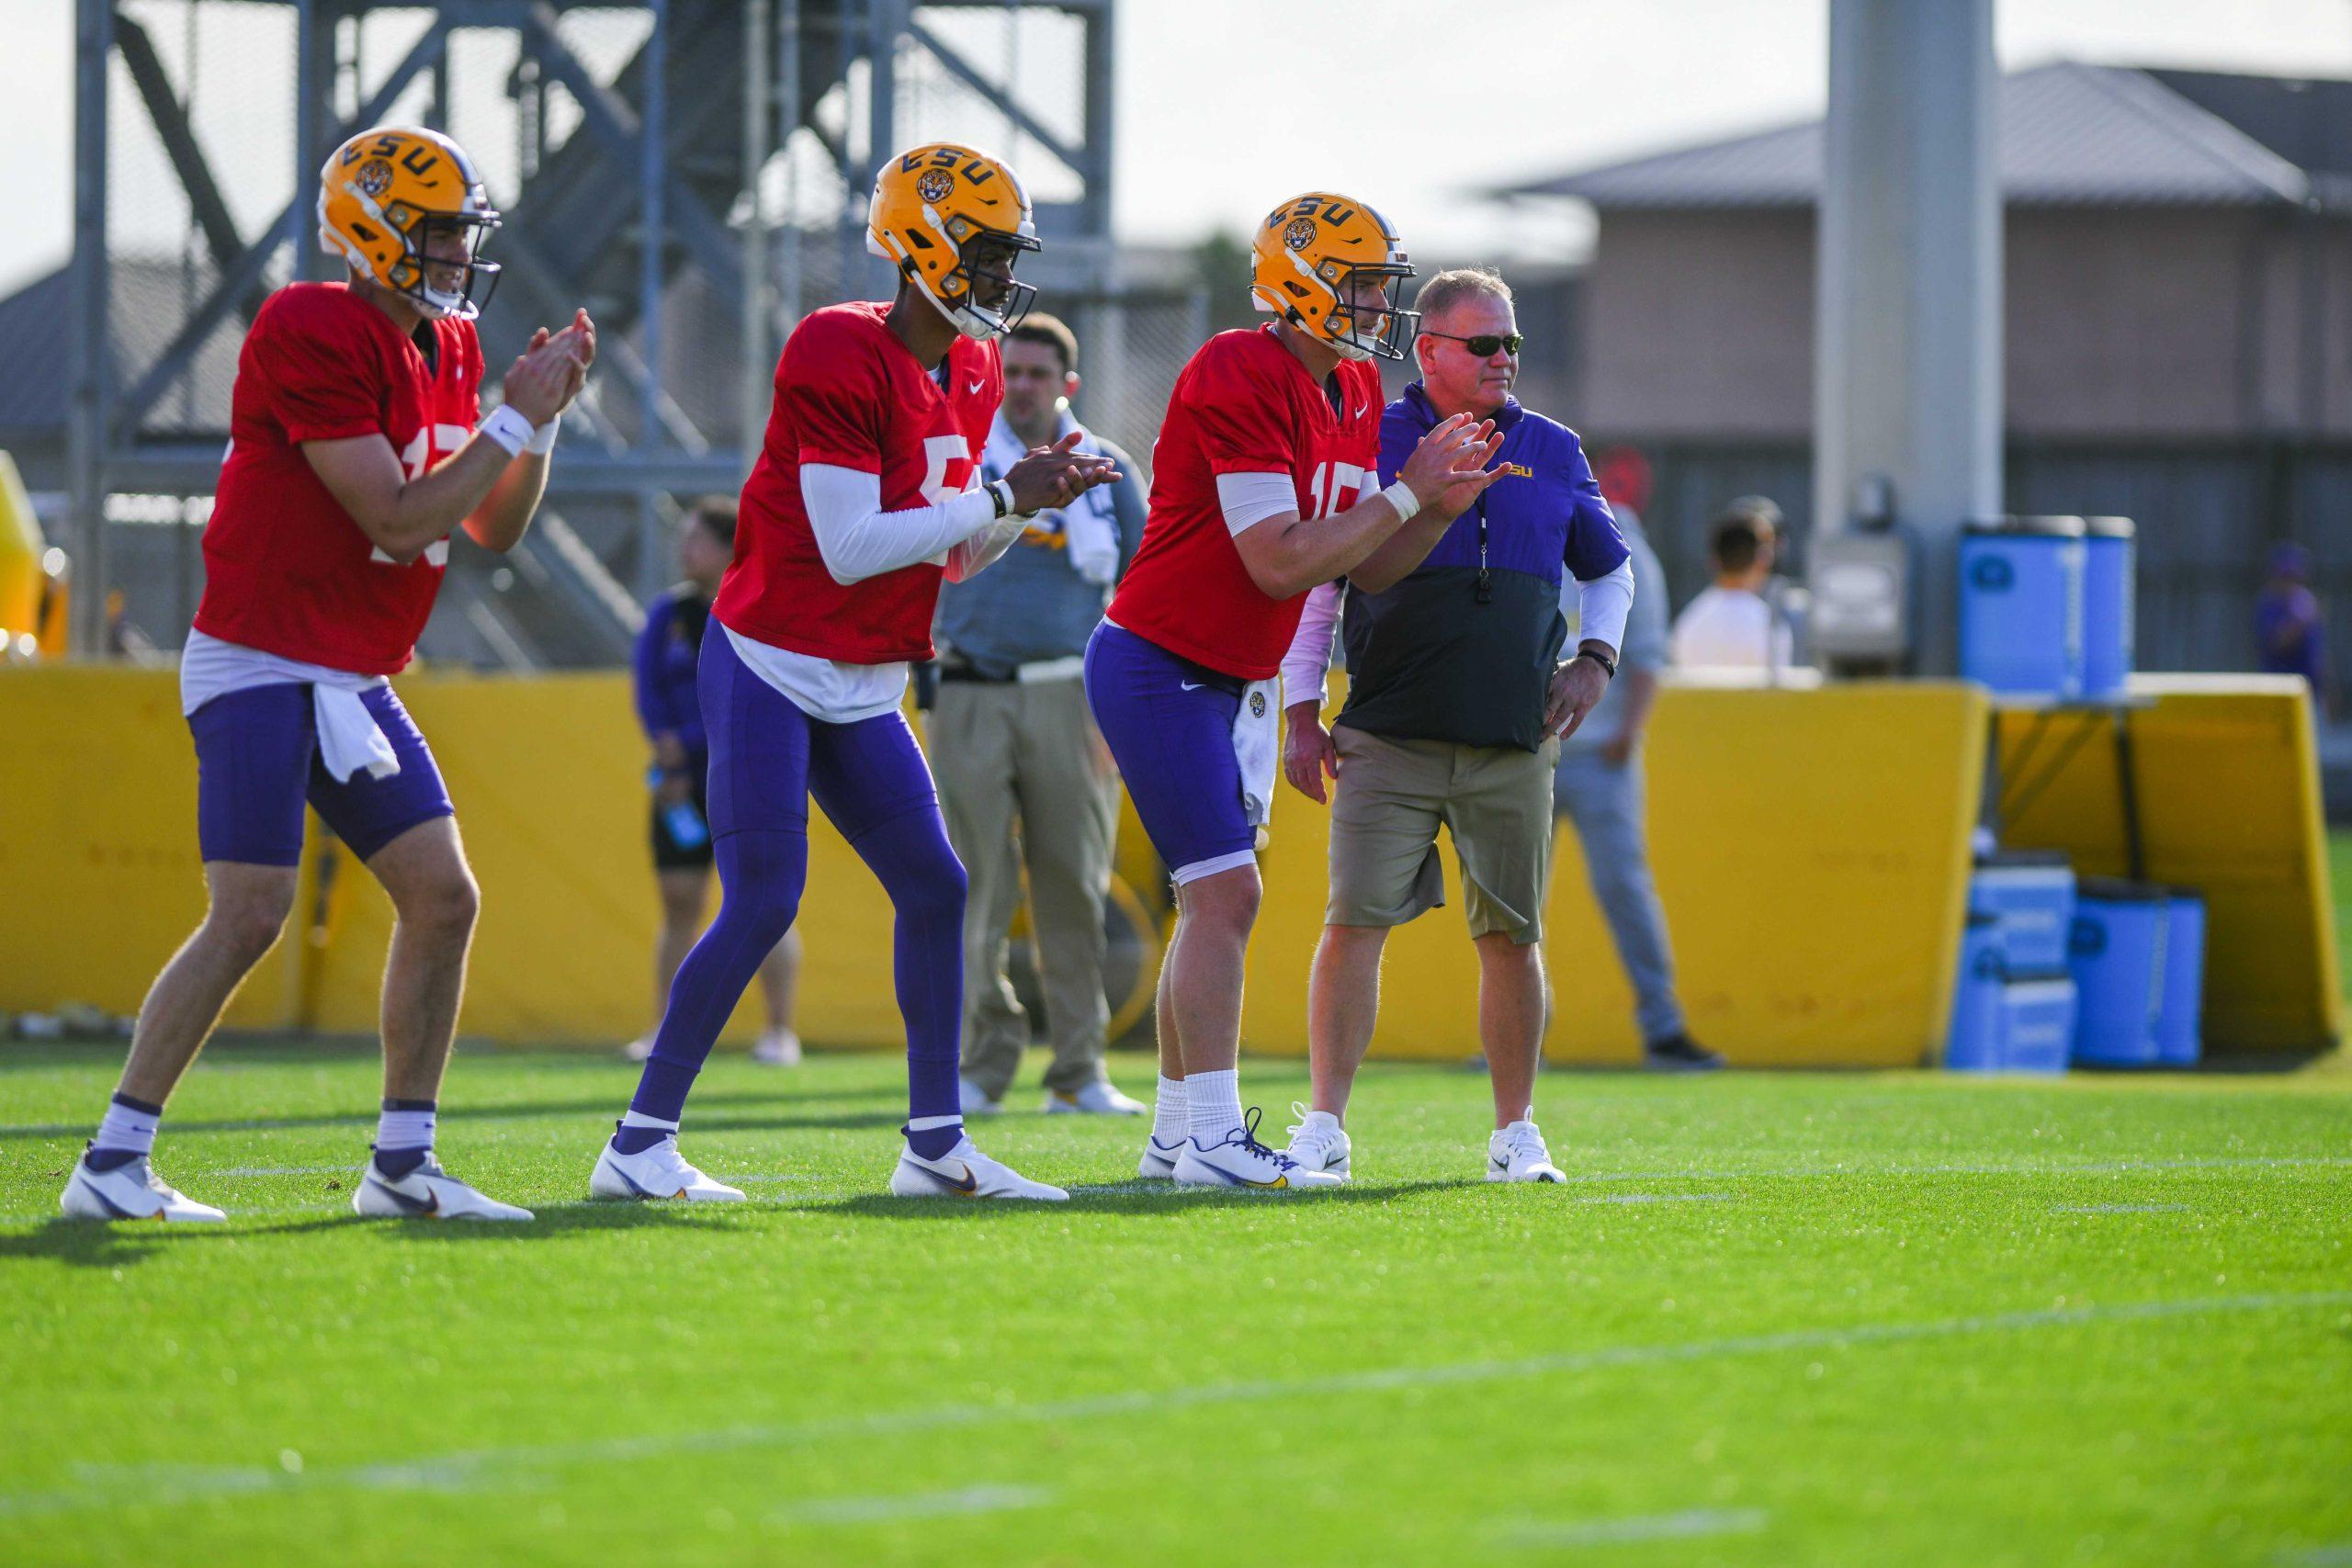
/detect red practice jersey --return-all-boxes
[716,301,1002,664]
[193,282,483,675]
[1106,325,1383,680]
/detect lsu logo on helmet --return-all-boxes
[1250,193,1418,362]
[318,126,502,321]
[867,143,1041,341]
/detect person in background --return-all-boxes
[627,498,802,1067]
[1669,498,1795,670]
[1553,456,1720,1071]
[2257,542,2330,717]
[929,312,1148,1116]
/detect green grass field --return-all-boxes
[2,1038,2347,1567]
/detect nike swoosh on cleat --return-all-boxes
[917,1161,980,1196]
[76,1174,138,1220]
[1490,1156,1512,1172]
[366,1177,440,1216]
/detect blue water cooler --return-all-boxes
[2080,516,2135,700]
[1969,851,2076,972]
[1960,517,2087,697]
[2155,889,2206,1066]
[1945,914,2007,1071]
[2068,879,2169,1066]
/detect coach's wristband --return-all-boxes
[478,404,535,458]
[1380,479,1421,525]
[525,413,560,456]
[989,479,1019,520]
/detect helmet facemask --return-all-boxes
[1317,261,1419,362]
[390,210,502,321]
[910,220,1040,341]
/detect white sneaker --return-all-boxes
[1486,1120,1567,1183]
[354,1154,535,1221]
[59,1149,225,1223]
[1173,1109,1346,1191]
[751,1028,802,1066]
[1137,1134,1186,1180]
[1045,1081,1147,1115]
[590,1131,746,1201]
[623,1034,656,1062]
[1281,1102,1351,1179]
[889,1136,1068,1201]
[958,1076,1004,1116]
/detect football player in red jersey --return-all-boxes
[1087,193,1504,1189]
[592,144,1115,1203]
[59,127,594,1224]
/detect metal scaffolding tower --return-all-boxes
[62,0,1117,656]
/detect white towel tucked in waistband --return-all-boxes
[1231,678,1280,828]
[312,685,401,782]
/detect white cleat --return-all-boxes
[1486,1120,1567,1183]
[889,1136,1068,1201]
[623,1033,656,1062]
[59,1149,226,1223]
[1281,1102,1352,1179]
[1045,1081,1147,1116]
[590,1132,746,1201]
[353,1154,534,1221]
[1173,1109,1346,1191]
[751,1027,802,1066]
[1137,1134,1186,1180]
[958,1076,1004,1116]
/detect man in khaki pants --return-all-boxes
[931,313,1148,1115]
[1275,269,1634,1181]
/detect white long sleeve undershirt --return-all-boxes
[799,463,1026,585]
[1576,558,1636,657]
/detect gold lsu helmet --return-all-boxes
[866,142,1040,340]
[318,127,502,321]
[1250,193,1417,361]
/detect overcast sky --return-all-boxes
[3,0,2348,298]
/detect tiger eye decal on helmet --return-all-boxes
[1249,192,1418,363]
[866,142,1042,342]
[318,126,502,321]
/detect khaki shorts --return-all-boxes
[1325,726,1560,944]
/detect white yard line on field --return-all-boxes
[5,1289,2345,1518]
[769,1483,1055,1527]
[1501,1507,1769,1548]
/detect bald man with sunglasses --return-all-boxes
[1276,267,1634,1183]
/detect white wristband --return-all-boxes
[525,413,560,456]
[479,404,535,458]
[1380,478,1421,525]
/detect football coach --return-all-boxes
[1273,267,1634,1184]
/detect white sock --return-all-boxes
[1185,1069,1243,1145]
[1300,1109,1342,1134]
[376,1102,436,1151]
[1152,1076,1189,1143]
[94,1095,160,1157]
[619,1109,679,1133]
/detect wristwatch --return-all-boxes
[1571,648,1617,681]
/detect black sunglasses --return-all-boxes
[1423,330,1523,356]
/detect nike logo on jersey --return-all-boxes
[967,379,985,395]
[1179,680,1204,692]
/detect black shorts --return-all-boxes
[650,771,714,871]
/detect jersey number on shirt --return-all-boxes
[1305,461,1366,522]
[920,434,976,505]
[368,423,470,568]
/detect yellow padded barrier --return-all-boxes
[1993,675,2342,1055]
[0,452,43,645]
[1245,678,1989,1067]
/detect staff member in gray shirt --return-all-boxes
[1554,494,1721,1070]
[931,313,1148,1115]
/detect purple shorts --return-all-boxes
[188,683,454,866]
[1083,620,1256,884]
